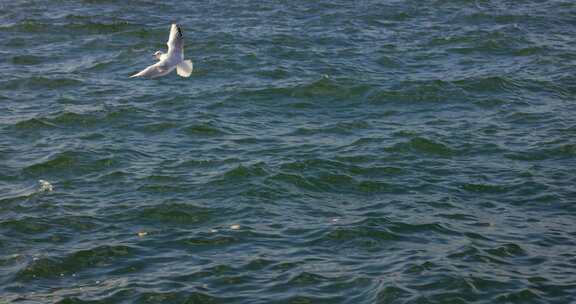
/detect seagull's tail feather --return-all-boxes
[176,60,193,78]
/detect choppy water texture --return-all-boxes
[1,0,576,303]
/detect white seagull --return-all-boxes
[130,23,193,78]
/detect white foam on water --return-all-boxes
[38,180,53,192]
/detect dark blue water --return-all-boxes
[1,1,576,303]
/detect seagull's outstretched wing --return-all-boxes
[167,24,183,54]
[130,61,174,78]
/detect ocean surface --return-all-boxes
[1,0,575,303]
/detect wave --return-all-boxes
[0,19,137,34]
[0,76,83,90]
[181,123,230,137]
[21,151,118,180]
[230,76,373,105]
[15,245,135,282]
[368,79,466,104]
[505,143,576,161]
[386,137,455,157]
[66,21,135,34]
[10,55,45,65]
[286,120,371,137]
[135,203,211,226]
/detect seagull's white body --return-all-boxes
[130,24,193,78]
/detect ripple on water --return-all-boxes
[136,203,212,226]
[207,163,270,188]
[506,144,576,161]
[16,245,135,282]
[2,218,52,235]
[287,120,371,137]
[136,292,225,304]
[13,118,58,130]
[11,111,111,133]
[368,83,464,104]
[22,151,116,179]
[386,137,455,157]
[1,77,84,91]
[460,183,510,194]
[67,21,135,34]
[10,55,45,65]
[138,121,179,134]
[181,123,230,137]
[232,76,372,105]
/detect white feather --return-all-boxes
[176,60,193,77]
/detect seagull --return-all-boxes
[130,23,193,78]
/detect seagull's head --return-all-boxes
[153,50,164,60]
